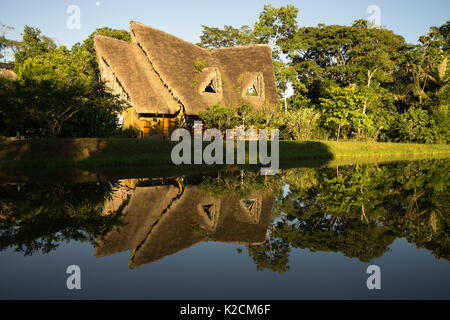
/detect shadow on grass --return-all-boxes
[0,138,334,182]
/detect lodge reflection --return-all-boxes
[95,176,275,269]
[0,159,448,272]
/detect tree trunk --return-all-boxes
[284,95,288,113]
[363,68,377,115]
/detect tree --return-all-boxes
[0,26,126,138]
[253,4,299,50]
[318,86,368,141]
[418,21,449,104]
[273,60,297,112]
[247,236,291,273]
[0,77,21,136]
[0,24,11,60]
[236,103,261,129]
[253,5,299,111]
[396,21,449,107]
[267,159,450,268]
[0,35,5,61]
[14,26,56,69]
[198,103,238,132]
[12,79,123,137]
[351,20,405,114]
[197,25,254,49]
[17,45,93,87]
[287,21,404,110]
[0,181,124,255]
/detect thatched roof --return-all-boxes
[0,69,17,80]
[211,191,274,245]
[95,184,180,258]
[211,46,278,109]
[94,22,279,116]
[95,182,274,269]
[94,35,179,115]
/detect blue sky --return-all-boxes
[1,0,449,48]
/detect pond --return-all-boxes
[0,158,449,299]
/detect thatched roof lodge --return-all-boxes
[95,178,275,269]
[94,22,278,137]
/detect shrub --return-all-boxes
[198,103,238,131]
[281,108,321,141]
[431,104,450,143]
[113,127,140,138]
[194,59,206,74]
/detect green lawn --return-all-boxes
[0,138,449,169]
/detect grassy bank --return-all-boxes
[0,138,449,169]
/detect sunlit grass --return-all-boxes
[0,138,449,170]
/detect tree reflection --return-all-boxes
[0,181,124,255]
[0,159,448,272]
[247,159,449,273]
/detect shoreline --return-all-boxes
[1,138,449,170]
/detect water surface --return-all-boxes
[0,159,449,299]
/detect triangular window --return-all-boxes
[204,80,216,93]
[202,204,215,220]
[242,199,256,211]
[241,198,260,223]
[246,85,258,97]
[199,203,219,230]
[242,73,264,98]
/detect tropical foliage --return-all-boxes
[0,26,128,138]
[198,6,449,143]
[0,5,448,143]
[247,158,450,272]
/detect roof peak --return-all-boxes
[129,21,272,53]
[130,21,208,52]
[94,34,129,43]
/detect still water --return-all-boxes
[0,159,449,299]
